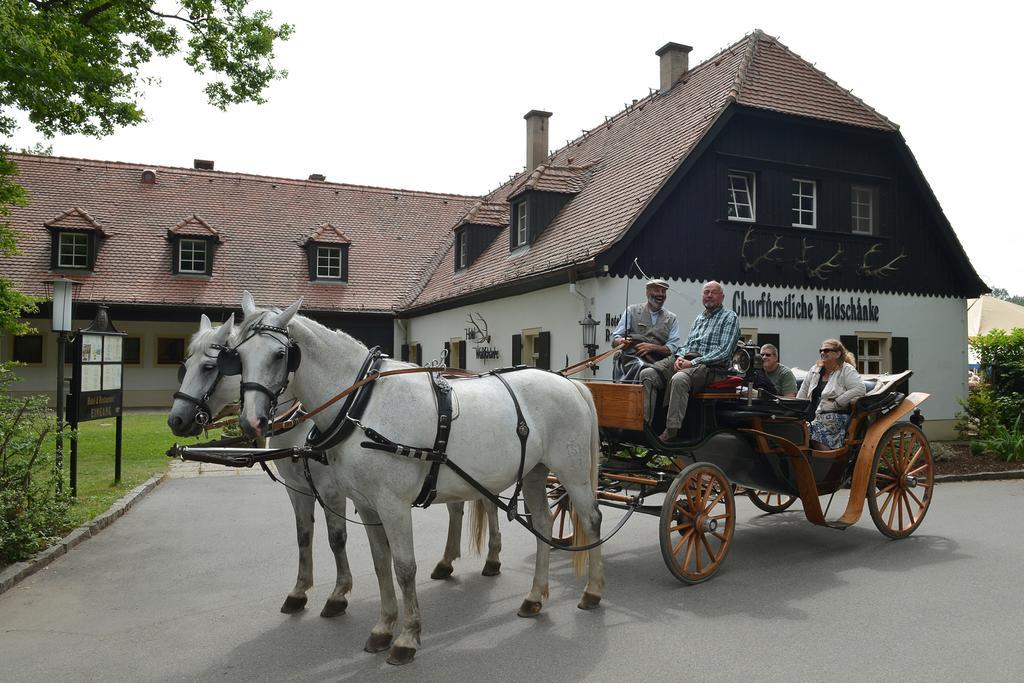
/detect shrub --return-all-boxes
[0,363,73,566]
[959,327,1024,461]
[976,416,1024,462]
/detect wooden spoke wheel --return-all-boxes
[546,482,575,545]
[747,489,797,514]
[867,422,934,539]
[659,462,735,584]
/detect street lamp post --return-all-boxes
[44,277,81,495]
[579,312,600,376]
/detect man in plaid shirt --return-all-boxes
[639,281,740,442]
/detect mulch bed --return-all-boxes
[932,442,1024,476]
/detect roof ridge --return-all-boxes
[8,152,481,201]
[730,29,762,100]
[752,32,898,130]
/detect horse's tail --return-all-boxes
[469,499,487,555]
[568,379,601,577]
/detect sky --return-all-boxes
[8,0,1022,293]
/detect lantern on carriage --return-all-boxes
[579,312,600,375]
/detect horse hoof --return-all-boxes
[577,592,602,610]
[481,561,501,577]
[430,563,454,580]
[364,632,393,654]
[517,599,543,618]
[280,595,307,614]
[386,646,417,666]
[320,598,348,618]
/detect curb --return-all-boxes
[934,469,1024,483]
[0,473,167,596]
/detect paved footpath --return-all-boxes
[1,471,1023,682]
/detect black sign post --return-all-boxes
[67,306,126,496]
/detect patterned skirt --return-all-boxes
[809,412,851,450]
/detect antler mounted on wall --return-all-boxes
[806,245,844,281]
[794,238,814,273]
[740,227,784,272]
[465,313,490,344]
[858,242,907,278]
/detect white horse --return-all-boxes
[167,314,503,619]
[231,295,605,666]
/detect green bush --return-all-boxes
[0,363,73,565]
[976,416,1024,462]
[959,327,1024,460]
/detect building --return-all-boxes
[1,30,986,438]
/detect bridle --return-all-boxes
[217,319,302,421]
[173,348,230,428]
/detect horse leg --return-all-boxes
[360,508,399,655]
[378,507,422,666]
[517,465,554,618]
[319,488,353,617]
[478,499,502,576]
[561,475,605,610]
[430,502,464,580]
[281,488,315,614]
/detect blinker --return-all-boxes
[218,349,242,376]
[177,363,186,383]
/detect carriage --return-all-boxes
[546,344,935,584]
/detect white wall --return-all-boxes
[401,276,968,437]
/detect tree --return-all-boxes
[990,287,1024,307]
[0,0,293,332]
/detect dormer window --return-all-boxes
[178,239,208,274]
[45,207,106,272]
[512,200,529,248]
[167,215,221,276]
[58,232,90,268]
[304,223,350,283]
[456,230,468,270]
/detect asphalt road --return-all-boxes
[1,472,1022,682]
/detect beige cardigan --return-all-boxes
[796,363,866,412]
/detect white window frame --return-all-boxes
[178,239,207,274]
[456,231,468,269]
[856,333,891,375]
[58,232,89,268]
[727,171,756,222]
[316,246,343,279]
[851,185,876,235]
[792,178,817,228]
[515,203,528,246]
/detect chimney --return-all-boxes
[193,159,214,171]
[308,173,326,181]
[523,110,552,172]
[656,42,693,93]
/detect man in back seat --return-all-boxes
[759,343,797,397]
[640,281,740,442]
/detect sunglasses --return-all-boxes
[759,353,775,357]
[819,348,838,354]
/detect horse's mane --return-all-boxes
[235,307,367,351]
[187,324,222,356]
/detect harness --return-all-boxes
[172,350,228,427]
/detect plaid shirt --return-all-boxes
[679,305,740,367]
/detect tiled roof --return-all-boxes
[455,201,509,229]
[2,155,477,313]
[406,30,899,310]
[168,214,222,242]
[304,223,350,244]
[43,207,107,235]
[507,161,598,200]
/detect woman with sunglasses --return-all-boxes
[796,338,866,450]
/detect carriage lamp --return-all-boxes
[579,312,600,374]
[43,276,83,495]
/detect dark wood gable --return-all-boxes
[509,191,572,249]
[600,106,987,298]
[455,224,501,271]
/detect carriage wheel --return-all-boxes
[747,489,797,513]
[867,422,934,539]
[546,482,575,545]
[659,462,735,584]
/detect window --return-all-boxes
[58,232,90,268]
[727,171,755,222]
[513,202,529,247]
[792,179,816,228]
[317,246,343,279]
[156,337,186,365]
[12,335,44,364]
[456,230,468,270]
[178,239,207,274]
[851,185,878,235]
[856,335,890,375]
[123,336,142,365]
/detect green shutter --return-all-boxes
[891,337,909,392]
[401,344,409,362]
[537,331,551,370]
[512,334,522,366]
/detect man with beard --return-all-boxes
[610,278,679,382]
[639,280,740,442]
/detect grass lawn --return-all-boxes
[61,411,223,527]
